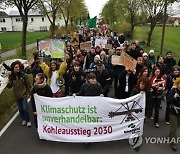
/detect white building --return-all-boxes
[0,10,65,32]
[0,11,12,31]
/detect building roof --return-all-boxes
[0,11,8,17]
[9,10,43,17]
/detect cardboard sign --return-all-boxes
[80,42,92,51]
[105,44,112,49]
[111,51,137,71]
[70,33,79,46]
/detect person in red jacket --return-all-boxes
[150,66,166,128]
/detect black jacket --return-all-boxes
[164,58,176,75]
[95,69,111,96]
[31,84,53,112]
[77,82,103,96]
[167,88,180,117]
[69,70,86,94]
[117,71,137,99]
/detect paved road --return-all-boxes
[0,89,179,154]
[0,43,36,59]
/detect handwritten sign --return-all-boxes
[105,44,112,49]
[111,51,137,70]
[80,42,92,51]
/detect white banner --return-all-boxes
[95,39,107,48]
[0,59,28,94]
[35,93,145,143]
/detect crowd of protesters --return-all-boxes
[4,26,180,151]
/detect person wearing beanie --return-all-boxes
[142,53,152,72]
[149,50,156,68]
[7,61,32,127]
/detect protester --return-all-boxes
[39,59,67,97]
[164,51,176,75]
[150,66,166,128]
[69,61,86,95]
[30,73,53,128]
[73,72,104,96]
[94,61,111,97]
[165,65,180,124]
[167,77,180,151]
[131,77,152,118]
[117,69,137,99]
[148,50,156,68]
[7,61,32,127]
[112,47,125,97]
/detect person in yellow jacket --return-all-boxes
[39,59,67,97]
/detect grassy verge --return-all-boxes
[0,48,34,130]
[0,31,50,52]
[134,26,180,61]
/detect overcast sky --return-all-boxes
[84,0,109,18]
[1,0,179,17]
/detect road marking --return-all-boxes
[0,111,19,137]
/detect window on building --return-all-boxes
[42,17,44,22]
[1,27,6,32]
[40,26,47,32]
[0,18,5,22]
[31,18,34,22]
[16,18,22,22]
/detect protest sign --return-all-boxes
[95,39,107,48]
[111,51,137,70]
[50,39,65,59]
[80,42,92,51]
[105,44,112,49]
[70,33,79,46]
[0,59,28,94]
[38,39,51,56]
[35,93,145,142]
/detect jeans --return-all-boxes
[16,97,30,122]
[152,98,161,124]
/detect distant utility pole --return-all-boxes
[160,0,168,56]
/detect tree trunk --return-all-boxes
[130,24,135,39]
[51,13,56,37]
[147,20,156,47]
[22,15,28,58]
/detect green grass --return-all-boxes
[134,26,180,61]
[0,31,50,52]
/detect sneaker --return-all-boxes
[165,121,170,125]
[27,122,32,127]
[155,123,159,128]
[22,120,26,126]
[171,143,177,151]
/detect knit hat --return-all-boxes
[94,55,100,60]
[149,50,154,54]
[142,53,148,57]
